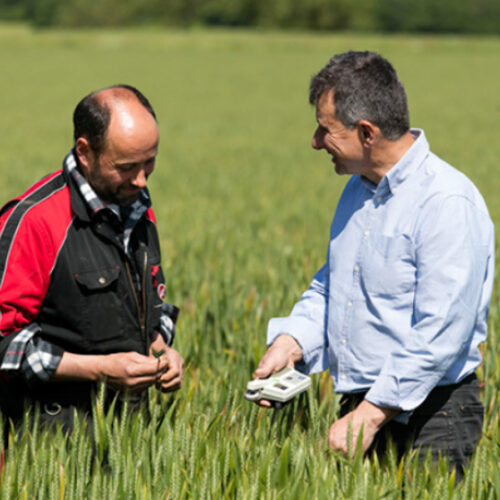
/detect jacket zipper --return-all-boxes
[125,255,147,345]
[141,248,148,343]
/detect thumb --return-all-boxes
[254,353,278,379]
[254,366,270,379]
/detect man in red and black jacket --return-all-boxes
[0,85,184,429]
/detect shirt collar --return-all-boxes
[378,129,429,196]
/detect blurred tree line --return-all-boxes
[0,0,499,33]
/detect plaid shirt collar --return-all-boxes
[63,150,151,251]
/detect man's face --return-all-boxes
[311,90,366,177]
[78,98,159,206]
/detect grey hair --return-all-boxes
[309,51,409,140]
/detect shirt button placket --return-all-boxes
[341,292,355,384]
[338,195,374,389]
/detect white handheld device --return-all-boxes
[244,366,311,403]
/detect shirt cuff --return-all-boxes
[1,324,63,384]
[22,337,63,383]
[365,373,436,415]
[157,303,179,346]
[267,316,328,374]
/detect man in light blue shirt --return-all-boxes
[254,51,494,475]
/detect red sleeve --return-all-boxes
[0,178,72,337]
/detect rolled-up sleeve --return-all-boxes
[0,324,63,383]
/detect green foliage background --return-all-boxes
[1,0,500,33]
[0,25,499,498]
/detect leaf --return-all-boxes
[152,348,166,358]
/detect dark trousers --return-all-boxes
[339,373,483,481]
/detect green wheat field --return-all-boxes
[0,24,499,499]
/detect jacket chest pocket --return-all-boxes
[360,234,416,296]
[74,266,125,342]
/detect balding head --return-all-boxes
[73,84,156,156]
[73,85,159,205]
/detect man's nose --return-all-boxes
[132,167,148,189]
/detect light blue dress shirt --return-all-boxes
[267,130,495,417]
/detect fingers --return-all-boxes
[155,348,184,393]
[328,420,350,456]
[252,344,292,408]
[254,335,303,380]
[328,408,380,456]
[256,399,272,408]
[129,352,169,376]
[102,352,169,392]
[156,375,182,393]
[102,346,185,394]
[254,347,290,379]
[254,355,276,379]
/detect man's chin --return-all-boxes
[118,196,140,206]
[330,156,343,175]
[333,162,345,176]
[113,190,142,206]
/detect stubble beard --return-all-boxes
[86,159,140,206]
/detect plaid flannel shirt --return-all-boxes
[0,150,176,383]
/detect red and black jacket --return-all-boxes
[0,167,166,363]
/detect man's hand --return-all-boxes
[328,400,398,456]
[97,351,170,393]
[253,334,303,407]
[54,350,169,393]
[149,333,184,393]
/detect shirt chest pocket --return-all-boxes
[74,266,124,342]
[360,234,416,296]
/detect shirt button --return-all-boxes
[347,301,353,307]
[377,197,382,203]
[341,375,347,380]
[341,338,347,345]
[354,265,359,272]
[364,231,370,237]
[99,277,106,285]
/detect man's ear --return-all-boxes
[74,137,94,172]
[357,120,377,147]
